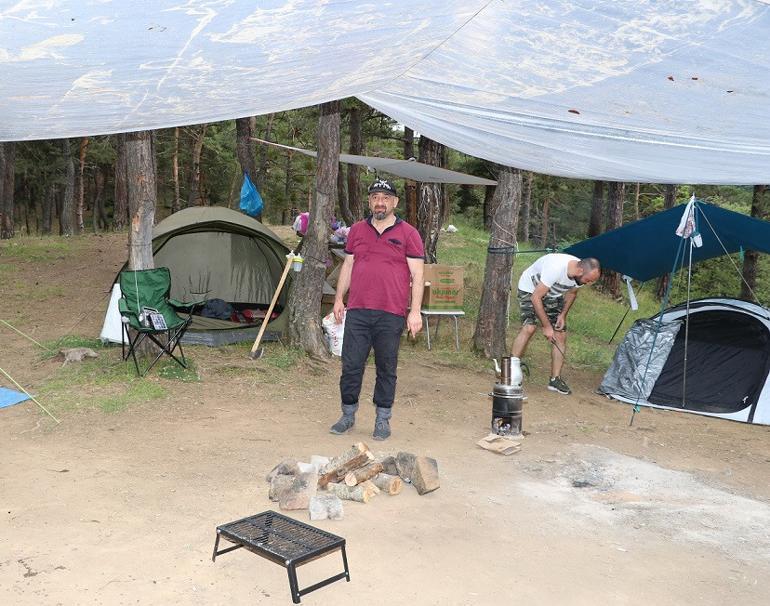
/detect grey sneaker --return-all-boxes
[373,418,391,441]
[330,414,355,434]
[548,376,571,395]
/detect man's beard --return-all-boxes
[373,210,387,220]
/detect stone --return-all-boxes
[309,494,344,521]
[379,455,399,476]
[310,455,331,473]
[266,458,299,482]
[396,452,439,495]
[268,474,295,501]
[297,462,315,473]
[279,471,318,511]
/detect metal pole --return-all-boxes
[682,238,694,408]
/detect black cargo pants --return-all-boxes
[339,308,405,409]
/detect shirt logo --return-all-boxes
[388,238,403,246]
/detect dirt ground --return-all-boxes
[1,232,769,606]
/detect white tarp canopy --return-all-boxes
[2,1,770,184]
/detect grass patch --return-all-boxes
[0,237,79,262]
[38,355,167,414]
[155,358,200,382]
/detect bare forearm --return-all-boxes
[410,268,424,311]
[561,290,577,316]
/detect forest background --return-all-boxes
[1,99,767,306]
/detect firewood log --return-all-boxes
[343,462,384,486]
[318,442,375,488]
[326,482,370,503]
[371,473,403,495]
[361,480,379,497]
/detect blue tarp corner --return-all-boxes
[0,387,31,409]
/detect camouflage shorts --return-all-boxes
[517,289,565,328]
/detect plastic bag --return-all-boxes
[239,173,264,218]
[322,311,345,356]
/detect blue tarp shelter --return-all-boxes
[565,202,770,282]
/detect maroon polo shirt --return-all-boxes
[344,217,424,317]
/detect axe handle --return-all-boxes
[250,254,294,356]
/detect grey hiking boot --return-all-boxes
[373,406,392,441]
[547,376,572,395]
[330,403,358,434]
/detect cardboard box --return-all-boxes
[422,264,464,310]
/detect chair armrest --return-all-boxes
[118,299,138,319]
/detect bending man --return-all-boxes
[511,254,600,395]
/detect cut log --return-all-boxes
[343,462,384,487]
[321,442,370,474]
[318,442,375,488]
[360,480,379,497]
[326,482,370,503]
[371,473,403,495]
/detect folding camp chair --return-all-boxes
[118,267,204,376]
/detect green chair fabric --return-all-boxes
[118,267,204,376]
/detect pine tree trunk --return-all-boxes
[521,172,533,242]
[76,137,89,233]
[633,182,640,221]
[473,165,522,357]
[287,101,340,358]
[171,127,181,213]
[601,181,625,297]
[187,124,208,207]
[284,150,293,202]
[540,196,550,247]
[346,104,363,222]
[42,183,55,235]
[337,164,351,225]
[125,131,157,270]
[113,134,129,230]
[656,184,678,298]
[93,167,107,232]
[60,139,76,236]
[740,185,769,300]
[0,142,16,239]
[257,114,273,193]
[404,127,418,227]
[418,136,444,263]
[588,180,604,238]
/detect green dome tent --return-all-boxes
[101,207,294,346]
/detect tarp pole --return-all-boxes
[682,238,694,408]
[630,238,686,426]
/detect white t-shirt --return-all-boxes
[517,253,580,297]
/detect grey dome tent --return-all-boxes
[101,207,292,346]
[599,298,770,426]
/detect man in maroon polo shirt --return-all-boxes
[330,178,424,440]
